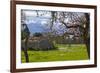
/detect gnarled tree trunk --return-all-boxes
[84,13,90,59]
[23,37,29,62]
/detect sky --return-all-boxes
[21,10,67,35]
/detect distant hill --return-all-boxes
[27,22,45,34]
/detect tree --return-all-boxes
[83,13,90,59]
[58,12,90,58]
[21,23,30,62]
[21,10,30,62]
[49,11,90,58]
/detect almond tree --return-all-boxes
[57,12,90,59]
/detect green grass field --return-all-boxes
[21,44,89,63]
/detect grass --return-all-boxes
[21,44,89,63]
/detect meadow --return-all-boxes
[21,44,89,63]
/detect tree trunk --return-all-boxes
[84,13,90,59]
[23,37,29,62]
[23,49,29,62]
[86,37,90,59]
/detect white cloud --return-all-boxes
[41,20,47,26]
[24,11,37,17]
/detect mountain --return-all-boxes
[27,22,45,34]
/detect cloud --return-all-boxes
[24,10,37,17]
[41,20,48,26]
